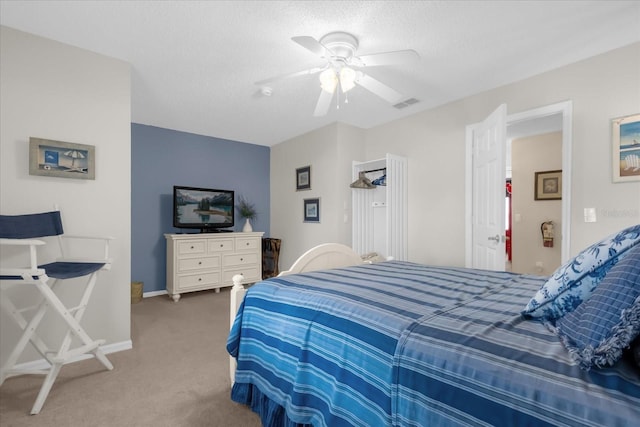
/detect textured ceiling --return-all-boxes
[1,1,639,146]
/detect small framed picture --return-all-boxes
[296,166,311,191]
[612,113,640,183]
[29,137,95,180]
[303,198,320,223]
[534,170,562,200]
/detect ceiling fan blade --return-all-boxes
[354,49,419,67]
[313,89,334,117]
[356,73,404,104]
[254,66,326,86]
[292,36,332,58]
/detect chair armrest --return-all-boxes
[59,235,113,263]
[0,238,46,246]
[61,235,115,241]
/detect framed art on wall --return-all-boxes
[612,113,640,183]
[296,166,311,190]
[303,198,320,223]
[534,170,562,200]
[29,137,95,180]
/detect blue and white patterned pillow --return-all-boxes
[522,224,640,319]
[554,243,640,369]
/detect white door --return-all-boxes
[471,104,507,270]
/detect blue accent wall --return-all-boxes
[131,124,270,293]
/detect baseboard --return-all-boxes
[143,289,167,298]
[13,339,133,372]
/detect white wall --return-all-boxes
[511,132,562,275]
[0,26,131,365]
[271,123,365,270]
[272,42,640,267]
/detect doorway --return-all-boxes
[507,115,563,274]
[465,101,573,270]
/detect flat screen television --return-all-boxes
[173,186,234,232]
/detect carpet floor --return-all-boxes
[0,288,261,427]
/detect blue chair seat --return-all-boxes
[39,262,105,279]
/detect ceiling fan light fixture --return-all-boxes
[339,67,356,93]
[319,68,338,93]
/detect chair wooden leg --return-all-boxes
[30,362,63,415]
[1,274,114,414]
[0,295,52,385]
[34,275,114,370]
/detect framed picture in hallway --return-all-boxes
[534,170,562,200]
[612,113,640,183]
[29,137,95,180]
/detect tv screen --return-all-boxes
[173,186,234,232]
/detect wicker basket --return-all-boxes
[131,281,143,304]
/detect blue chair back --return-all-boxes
[0,211,64,239]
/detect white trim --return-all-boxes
[464,124,476,267]
[506,100,573,263]
[143,289,167,298]
[465,100,573,267]
[11,340,132,372]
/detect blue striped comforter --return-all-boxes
[227,261,640,426]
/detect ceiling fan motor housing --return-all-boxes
[319,31,359,61]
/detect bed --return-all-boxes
[227,241,640,426]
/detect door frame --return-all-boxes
[465,100,573,268]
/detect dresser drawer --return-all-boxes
[177,271,220,290]
[235,237,259,251]
[223,253,258,267]
[208,239,234,253]
[178,240,206,255]
[178,256,220,272]
[223,266,260,284]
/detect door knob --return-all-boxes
[488,234,500,242]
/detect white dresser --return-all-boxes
[164,232,264,302]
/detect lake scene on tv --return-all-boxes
[175,188,233,225]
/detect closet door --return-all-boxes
[352,154,407,260]
[386,154,407,260]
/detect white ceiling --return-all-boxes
[1,1,639,147]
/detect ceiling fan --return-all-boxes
[255,32,419,116]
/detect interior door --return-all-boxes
[471,104,507,270]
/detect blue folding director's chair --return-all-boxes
[0,209,114,414]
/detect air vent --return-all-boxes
[393,98,420,109]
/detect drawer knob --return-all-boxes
[246,242,249,246]
[240,258,243,261]
[190,246,194,249]
[220,244,224,247]
[198,278,202,281]
[198,261,202,265]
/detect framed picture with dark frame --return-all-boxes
[611,113,640,183]
[296,166,311,191]
[534,170,562,200]
[29,137,95,180]
[303,198,320,223]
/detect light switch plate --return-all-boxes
[584,208,597,223]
